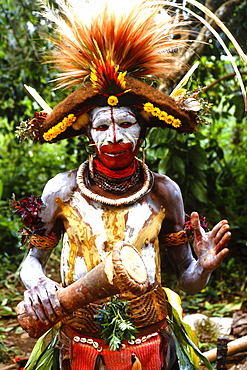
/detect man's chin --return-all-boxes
[99,152,135,170]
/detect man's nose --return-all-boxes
[106,124,123,144]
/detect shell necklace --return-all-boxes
[76,158,152,207]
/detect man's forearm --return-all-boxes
[20,248,52,289]
[177,259,212,295]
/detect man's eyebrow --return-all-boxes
[115,116,137,122]
[92,116,111,125]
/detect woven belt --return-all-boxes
[62,284,167,336]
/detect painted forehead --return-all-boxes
[90,106,137,126]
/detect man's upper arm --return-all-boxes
[40,169,77,234]
[155,173,186,236]
[154,173,194,277]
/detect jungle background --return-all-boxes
[0,0,247,366]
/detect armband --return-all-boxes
[29,234,60,250]
[162,230,189,246]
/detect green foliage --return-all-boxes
[0,108,88,254]
[146,129,212,212]
[167,302,213,370]
[95,296,137,351]
[194,318,220,351]
[0,333,20,363]
[25,328,59,370]
[156,51,247,301]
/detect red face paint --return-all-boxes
[94,141,140,169]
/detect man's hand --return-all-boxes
[191,211,231,271]
[23,277,64,325]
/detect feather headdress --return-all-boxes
[44,0,188,89]
[20,0,246,143]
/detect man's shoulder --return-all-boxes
[42,169,77,204]
[152,171,181,194]
[150,171,183,210]
[40,169,78,228]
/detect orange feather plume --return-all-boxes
[42,0,189,89]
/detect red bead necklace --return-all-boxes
[93,158,138,179]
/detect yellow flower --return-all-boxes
[143,102,154,113]
[68,114,76,122]
[43,132,52,141]
[159,111,168,121]
[172,118,182,128]
[107,95,119,106]
[166,115,174,125]
[43,114,76,141]
[153,107,161,117]
[143,102,182,129]
[59,123,67,131]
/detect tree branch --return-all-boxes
[203,71,247,93]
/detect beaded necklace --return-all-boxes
[93,159,141,194]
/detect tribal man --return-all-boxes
[16,1,233,369]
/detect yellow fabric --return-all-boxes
[163,287,183,319]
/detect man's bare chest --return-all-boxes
[57,191,165,285]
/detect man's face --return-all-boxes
[89,106,141,169]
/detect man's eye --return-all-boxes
[119,122,134,128]
[95,124,109,131]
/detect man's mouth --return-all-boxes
[104,150,128,157]
[101,143,133,156]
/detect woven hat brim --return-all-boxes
[39,77,198,143]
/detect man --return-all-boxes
[16,1,234,368]
[19,105,230,369]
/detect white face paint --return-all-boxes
[89,106,142,169]
[90,106,141,153]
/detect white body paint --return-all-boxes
[41,169,164,288]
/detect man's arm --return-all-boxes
[20,247,64,324]
[166,214,230,295]
[19,170,77,323]
[155,173,230,295]
[165,242,216,295]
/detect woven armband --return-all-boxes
[29,234,60,250]
[162,230,189,246]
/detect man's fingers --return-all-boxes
[48,286,64,317]
[214,224,230,243]
[211,220,229,238]
[23,292,49,324]
[215,247,229,266]
[215,231,231,253]
[31,294,51,324]
[23,283,62,324]
[190,212,202,239]
[23,291,38,322]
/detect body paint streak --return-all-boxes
[56,197,100,285]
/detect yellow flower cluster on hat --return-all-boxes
[43,114,76,141]
[143,102,181,128]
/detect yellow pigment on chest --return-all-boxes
[57,193,165,285]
